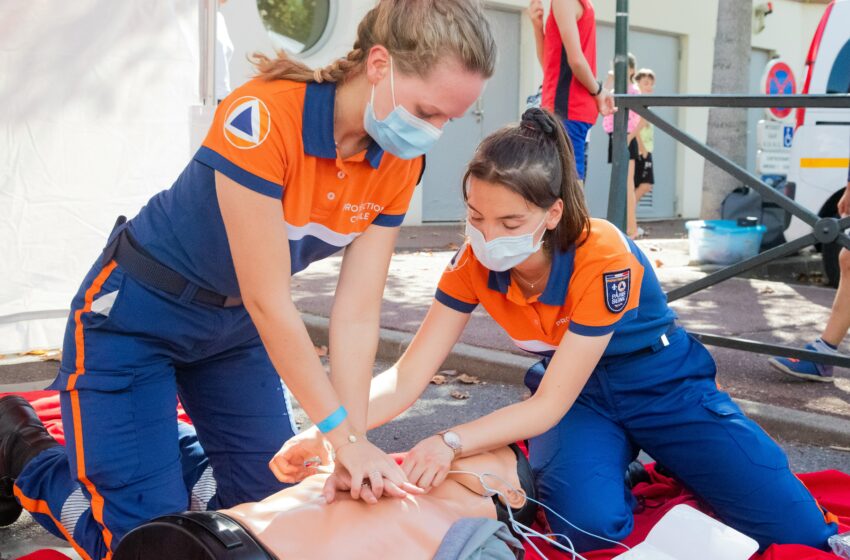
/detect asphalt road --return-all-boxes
[2,360,850,559]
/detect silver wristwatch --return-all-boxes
[437,430,462,458]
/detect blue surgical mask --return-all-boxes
[466,216,548,272]
[363,57,442,159]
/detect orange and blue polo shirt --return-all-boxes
[128,79,423,296]
[436,219,677,357]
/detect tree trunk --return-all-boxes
[701,0,753,219]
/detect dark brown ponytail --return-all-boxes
[462,108,591,252]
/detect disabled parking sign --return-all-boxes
[760,59,796,121]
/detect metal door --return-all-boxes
[585,24,681,219]
[421,7,522,222]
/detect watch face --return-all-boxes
[443,431,461,449]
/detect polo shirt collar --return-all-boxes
[539,246,575,305]
[302,81,385,169]
[487,269,512,294]
[485,245,576,305]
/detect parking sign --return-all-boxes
[760,59,797,122]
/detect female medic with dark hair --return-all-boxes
[280,107,838,554]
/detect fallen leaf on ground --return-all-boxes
[25,349,48,356]
[431,374,447,385]
[314,345,328,357]
[451,390,470,400]
[654,259,664,268]
[759,286,775,294]
[456,374,480,384]
[446,242,460,250]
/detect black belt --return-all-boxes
[596,322,681,365]
[102,216,243,308]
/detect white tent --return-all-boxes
[0,0,394,355]
[0,1,203,353]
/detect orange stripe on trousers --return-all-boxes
[66,260,118,559]
[14,484,94,560]
[67,261,117,391]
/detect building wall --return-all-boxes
[591,0,827,218]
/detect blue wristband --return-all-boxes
[316,406,348,434]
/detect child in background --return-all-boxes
[634,69,656,209]
[603,53,641,238]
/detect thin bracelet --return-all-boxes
[333,433,362,454]
[316,406,348,433]
[592,80,603,96]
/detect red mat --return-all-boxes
[17,551,75,560]
[520,465,848,559]
[2,390,192,446]
[5,391,848,560]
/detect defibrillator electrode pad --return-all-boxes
[612,504,759,560]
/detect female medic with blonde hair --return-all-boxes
[0,2,496,558]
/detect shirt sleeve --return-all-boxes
[568,254,643,336]
[194,89,288,199]
[372,156,425,228]
[435,245,479,313]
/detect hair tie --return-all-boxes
[313,68,323,83]
[520,108,555,136]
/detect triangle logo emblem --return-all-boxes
[223,96,271,149]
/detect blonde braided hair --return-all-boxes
[252,0,496,84]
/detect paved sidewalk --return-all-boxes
[291,222,850,445]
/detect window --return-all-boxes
[256,0,332,55]
[826,40,850,94]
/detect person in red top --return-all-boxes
[0,2,496,558]
[528,0,615,181]
[280,108,837,554]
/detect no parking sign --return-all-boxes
[760,58,797,121]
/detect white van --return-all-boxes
[784,0,850,285]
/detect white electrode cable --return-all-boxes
[446,470,632,559]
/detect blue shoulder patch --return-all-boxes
[603,269,631,313]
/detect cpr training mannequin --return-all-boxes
[113,445,535,560]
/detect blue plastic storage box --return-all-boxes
[685,220,766,265]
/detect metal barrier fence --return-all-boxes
[608,92,850,367]
[606,0,850,366]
